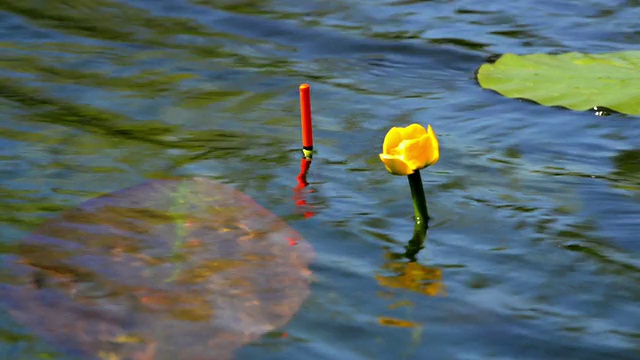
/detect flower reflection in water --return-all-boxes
[377,251,444,298]
[375,228,444,355]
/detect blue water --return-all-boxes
[1,0,639,359]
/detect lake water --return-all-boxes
[1,0,639,359]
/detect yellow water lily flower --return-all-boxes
[379,123,439,175]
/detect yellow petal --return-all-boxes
[398,123,427,141]
[379,154,414,175]
[398,137,431,170]
[382,127,403,155]
[395,124,440,170]
[426,124,440,166]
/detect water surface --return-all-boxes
[1,0,639,359]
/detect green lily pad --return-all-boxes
[476,51,640,115]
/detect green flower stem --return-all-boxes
[408,170,428,228]
[405,170,429,261]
